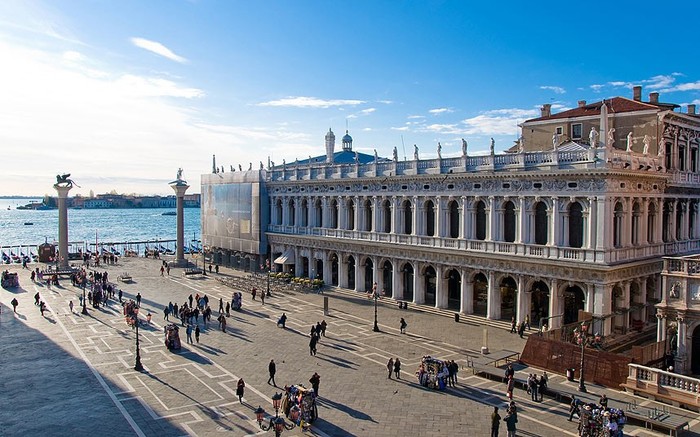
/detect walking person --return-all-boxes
[387,358,394,379]
[260,291,265,305]
[320,319,327,337]
[236,378,245,403]
[506,375,515,401]
[399,317,407,334]
[194,325,200,343]
[11,297,18,313]
[268,359,277,386]
[34,292,40,306]
[518,321,526,338]
[309,334,318,356]
[164,305,170,321]
[221,315,227,332]
[39,301,47,317]
[491,406,501,437]
[166,265,170,275]
[219,298,224,314]
[225,302,230,316]
[118,289,123,303]
[136,292,142,307]
[510,316,516,334]
[503,410,518,437]
[160,265,164,276]
[394,358,401,379]
[186,324,193,344]
[69,300,74,313]
[525,314,531,330]
[568,395,581,421]
[309,372,320,397]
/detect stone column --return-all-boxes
[487,270,498,319]
[54,184,73,270]
[461,271,473,314]
[392,262,403,300]
[170,179,190,266]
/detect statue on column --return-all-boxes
[589,127,599,147]
[490,138,495,155]
[552,132,560,149]
[643,135,651,155]
[437,142,442,159]
[461,138,468,156]
[176,168,183,181]
[392,146,398,162]
[55,173,79,188]
[374,148,378,162]
[607,128,616,149]
[413,144,419,160]
[626,132,634,152]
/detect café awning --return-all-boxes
[274,248,296,265]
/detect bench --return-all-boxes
[625,408,689,436]
[117,273,132,282]
[183,268,203,277]
[40,269,75,277]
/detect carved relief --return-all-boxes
[669,281,682,299]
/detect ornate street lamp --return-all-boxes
[372,282,380,332]
[255,392,295,437]
[134,313,144,372]
[266,258,272,297]
[81,285,88,315]
[574,321,601,393]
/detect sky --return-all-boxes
[2,0,700,197]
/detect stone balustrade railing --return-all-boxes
[624,364,700,409]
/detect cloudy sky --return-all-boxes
[2,0,700,196]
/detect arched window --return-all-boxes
[347,200,355,230]
[425,200,435,236]
[475,201,486,240]
[503,201,516,242]
[382,200,392,233]
[690,201,697,239]
[676,201,683,240]
[314,199,322,228]
[364,199,373,232]
[662,202,671,243]
[275,199,283,225]
[288,199,296,226]
[613,202,624,248]
[300,199,308,227]
[647,203,656,243]
[534,201,548,245]
[448,200,460,238]
[403,200,413,235]
[331,199,339,229]
[569,202,583,248]
[631,202,640,246]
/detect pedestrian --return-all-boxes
[309,334,318,356]
[160,265,164,276]
[491,406,501,437]
[188,294,193,308]
[309,372,320,396]
[320,319,327,336]
[518,321,525,338]
[69,300,74,313]
[34,292,40,306]
[529,375,539,401]
[136,292,142,307]
[118,289,123,303]
[251,287,257,300]
[221,316,227,332]
[166,265,170,275]
[164,306,169,320]
[538,373,547,401]
[209,264,212,273]
[236,378,245,403]
[525,314,530,330]
[510,316,516,333]
[11,297,18,313]
[394,358,402,379]
[277,313,287,328]
[39,301,47,316]
[506,375,514,400]
[260,291,265,305]
[268,359,277,386]
[387,358,394,379]
[599,394,608,409]
[215,265,219,274]
[504,364,515,380]
[315,322,322,340]
[503,410,518,437]
[450,360,459,386]
[195,325,200,343]
[399,317,407,334]
[568,395,581,421]
[186,324,193,344]
[217,314,223,330]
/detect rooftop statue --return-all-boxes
[437,142,442,159]
[176,167,183,181]
[461,138,468,156]
[490,138,495,155]
[55,173,79,188]
[392,146,398,162]
[643,135,651,155]
[414,145,419,160]
[589,127,599,147]
[626,132,634,152]
[607,128,615,149]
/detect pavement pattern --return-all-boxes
[1,257,699,437]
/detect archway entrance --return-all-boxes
[329,253,339,286]
[473,273,488,316]
[500,277,517,321]
[447,269,461,310]
[424,266,436,306]
[402,263,414,302]
[563,285,585,325]
[347,256,355,290]
[530,281,550,329]
[363,258,374,292]
[692,325,700,374]
[382,261,393,297]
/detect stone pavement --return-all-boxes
[1,257,699,437]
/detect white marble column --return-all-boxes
[516,275,527,323]
[413,263,424,304]
[548,278,560,329]
[54,184,73,270]
[461,272,473,314]
[170,179,190,266]
[435,266,446,309]
[487,270,498,319]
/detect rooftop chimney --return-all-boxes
[649,92,659,104]
[633,86,642,101]
[541,104,552,118]
[689,104,697,115]
[578,100,587,108]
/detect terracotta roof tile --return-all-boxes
[524,97,669,123]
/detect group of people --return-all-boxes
[308,320,327,356]
[569,394,625,436]
[491,402,518,437]
[526,372,548,402]
[509,315,530,338]
[386,357,402,379]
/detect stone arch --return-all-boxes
[330,198,339,229]
[380,259,393,297]
[472,272,488,316]
[613,201,625,247]
[647,202,657,243]
[288,198,296,226]
[499,275,517,321]
[275,198,283,225]
[527,279,550,328]
[534,200,548,245]
[425,199,436,236]
[313,198,323,228]
[568,201,584,248]
[364,198,373,232]
[300,198,309,227]
[400,262,414,302]
[475,200,487,240]
[347,198,356,230]
[328,252,339,286]
[422,264,437,306]
[448,199,460,238]
[346,254,356,289]
[563,283,586,325]
[361,257,374,292]
[382,199,392,233]
[402,199,413,234]
[446,268,461,310]
[692,323,700,374]
[502,200,516,242]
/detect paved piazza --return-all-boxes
[2,257,699,436]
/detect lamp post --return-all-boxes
[266,258,271,297]
[202,244,207,275]
[134,313,144,372]
[372,282,380,332]
[575,321,600,393]
[81,284,88,315]
[255,392,295,437]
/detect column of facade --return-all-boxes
[371,196,379,233]
[655,200,664,243]
[461,271,473,314]
[460,197,468,239]
[622,281,631,332]
[676,314,687,374]
[412,196,420,236]
[397,197,406,234]
[516,275,527,323]
[594,283,612,336]
[516,197,526,244]
[587,196,598,249]
[294,247,302,277]
[550,197,560,246]
[561,198,571,247]
[54,184,72,270]
[435,267,446,308]
[170,181,189,266]
[337,198,346,230]
[548,278,560,329]
[391,196,399,234]
[668,200,677,241]
[413,263,424,304]
[417,203,426,236]
[656,313,666,342]
[392,261,403,300]
[281,198,289,226]
[355,255,365,292]
[338,257,349,289]
[353,196,361,231]
[322,251,332,284]
[486,270,498,319]
[623,198,633,246]
[640,198,649,245]
[292,196,300,227]
[681,200,690,240]
[487,196,495,241]
[585,283,595,314]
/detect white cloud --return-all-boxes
[662,81,700,93]
[429,107,452,114]
[130,37,188,63]
[540,85,566,94]
[644,74,676,90]
[258,96,365,108]
[608,81,631,88]
[359,107,376,115]
[407,115,425,119]
[460,108,539,136]
[390,126,410,131]
[377,100,393,104]
[62,50,83,62]
[590,84,604,93]
[115,74,204,98]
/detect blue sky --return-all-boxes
[2,0,700,196]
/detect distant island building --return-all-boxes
[201,87,700,376]
[22,193,200,209]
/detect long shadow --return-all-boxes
[316,397,376,422]
[194,343,227,356]
[307,417,354,437]
[314,353,358,370]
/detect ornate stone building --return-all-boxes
[202,88,700,369]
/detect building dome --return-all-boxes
[342,130,353,151]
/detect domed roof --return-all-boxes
[342,130,352,143]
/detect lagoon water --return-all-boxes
[0,198,201,248]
